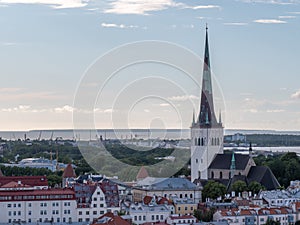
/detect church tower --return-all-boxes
[191,26,224,181]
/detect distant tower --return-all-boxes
[249,142,253,157]
[62,163,76,187]
[230,152,236,179]
[191,26,224,181]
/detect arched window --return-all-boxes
[190,194,193,198]
[198,138,201,146]
[211,171,214,179]
[201,138,204,146]
[220,171,223,179]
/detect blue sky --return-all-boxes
[0,0,300,131]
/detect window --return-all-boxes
[220,171,223,179]
[143,216,146,221]
[196,159,198,163]
[79,211,82,215]
[100,210,105,214]
[97,192,100,195]
[93,211,97,215]
[100,204,104,207]
[93,197,97,201]
[8,211,11,216]
[139,216,141,221]
[211,171,214,178]
[93,204,97,207]
[134,216,137,221]
[18,203,21,207]
[86,211,89,215]
[8,204,11,208]
[100,197,104,201]
[28,211,32,215]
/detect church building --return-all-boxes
[190,27,280,191]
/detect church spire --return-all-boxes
[197,25,219,127]
[230,151,236,178]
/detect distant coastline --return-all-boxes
[0,129,300,141]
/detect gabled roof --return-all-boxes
[92,212,130,225]
[209,154,250,170]
[0,176,48,187]
[1,181,31,188]
[63,163,76,178]
[247,166,280,190]
[136,177,200,191]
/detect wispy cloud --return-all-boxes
[289,11,300,14]
[104,0,179,15]
[241,0,297,5]
[224,22,248,26]
[291,90,300,99]
[103,0,220,15]
[0,0,89,9]
[266,109,285,113]
[278,15,296,19]
[184,5,220,10]
[168,95,199,101]
[253,19,286,24]
[159,103,170,107]
[101,22,138,29]
[54,105,74,113]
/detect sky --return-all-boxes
[0,0,300,131]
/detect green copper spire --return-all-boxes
[230,151,236,171]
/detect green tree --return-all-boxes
[202,181,226,201]
[194,208,215,222]
[264,218,280,225]
[231,180,247,193]
[248,181,265,194]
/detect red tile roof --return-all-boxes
[63,163,76,178]
[143,195,153,205]
[1,181,31,188]
[0,176,48,187]
[92,212,131,225]
[0,188,76,201]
